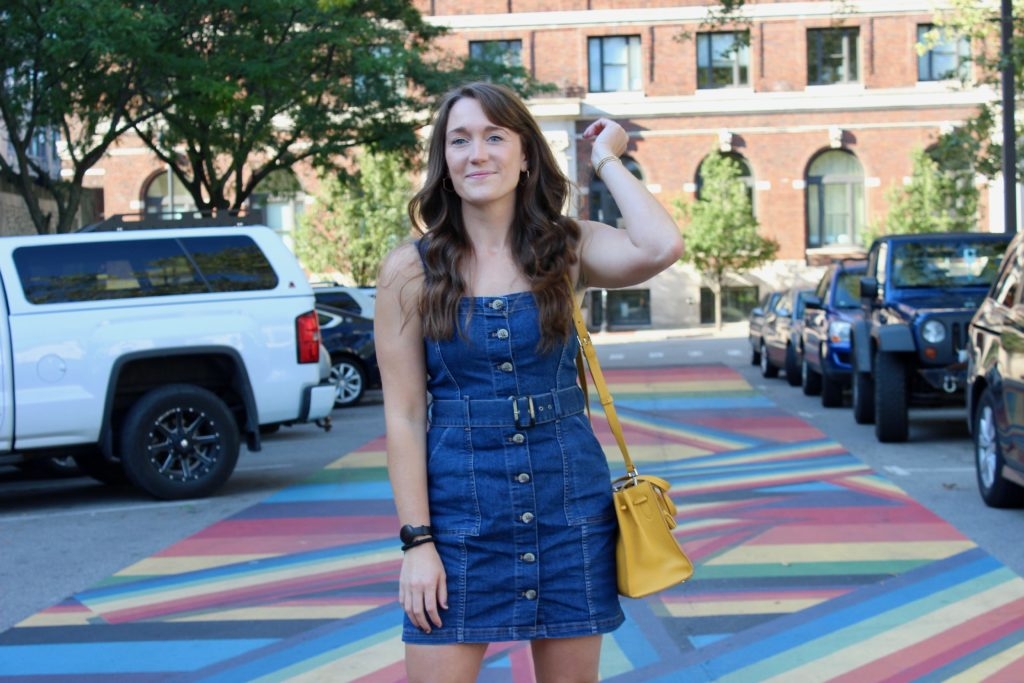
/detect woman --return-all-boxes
[374,82,682,682]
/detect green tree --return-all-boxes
[0,1,169,233]
[295,151,412,286]
[674,150,778,329]
[878,148,978,238]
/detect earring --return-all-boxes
[442,177,454,192]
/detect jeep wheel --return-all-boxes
[851,344,874,427]
[784,345,801,386]
[874,351,908,443]
[974,388,1024,508]
[820,368,844,408]
[759,341,778,378]
[120,384,240,500]
[330,357,366,407]
[801,357,821,396]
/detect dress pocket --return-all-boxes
[426,426,482,534]
[559,415,616,526]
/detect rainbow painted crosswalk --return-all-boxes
[2,365,1023,681]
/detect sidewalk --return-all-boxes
[590,321,747,345]
[2,362,1023,681]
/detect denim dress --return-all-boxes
[404,290,625,644]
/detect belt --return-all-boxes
[429,385,586,428]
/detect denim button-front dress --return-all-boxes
[404,291,625,644]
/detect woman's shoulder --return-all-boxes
[378,240,424,290]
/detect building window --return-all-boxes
[697,32,749,89]
[917,25,970,82]
[590,156,643,227]
[700,286,758,324]
[807,28,859,85]
[469,39,522,67]
[248,170,306,248]
[587,289,651,329]
[588,35,641,93]
[806,150,865,248]
[144,171,198,216]
[695,152,755,213]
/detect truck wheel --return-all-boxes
[851,344,874,424]
[759,341,778,378]
[330,356,366,407]
[784,344,801,387]
[874,351,909,443]
[801,357,822,396]
[973,387,1024,508]
[820,368,844,408]
[120,384,240,500]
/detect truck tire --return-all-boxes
[330,356,366,407]
[820,367,844,408]
[973,387,1024,508]
[851,343,874,424]
[801,356,822,396]
[120,384,240,500]
[784,344,801,386]
[759,341,778,378]
[874,351,909,443]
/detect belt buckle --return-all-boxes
[512,395,536,428]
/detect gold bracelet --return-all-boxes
[594,154,620,179]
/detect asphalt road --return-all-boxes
[2,329,1023,633]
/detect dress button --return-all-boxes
[512,433,525,444]
[523,589,537,600]
[500,362,513,372]
[522,552,536,563]
[491,299,505,310]
[521,511,535,523]
[517,473,531,483]
[496,328,509,339]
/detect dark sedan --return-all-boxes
[759,285,816,386]
[318,306,381,407]
[966,231,1024,508]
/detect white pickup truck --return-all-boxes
[0,223,335,499]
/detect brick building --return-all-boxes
[86,0,998,328]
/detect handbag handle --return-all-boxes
[570,290,638,478]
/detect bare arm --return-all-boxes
[578,118,684,289]
[374,242,446,632]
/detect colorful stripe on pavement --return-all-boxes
[1,364,1023,682]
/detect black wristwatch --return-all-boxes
[399,524,432,545]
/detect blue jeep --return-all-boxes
[850,232,1012,443]
[801,258,866,407]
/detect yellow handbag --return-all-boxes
[571,294,695,598]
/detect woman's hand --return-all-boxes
[399,542,448,633]
[582,117,628,167]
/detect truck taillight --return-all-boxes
[296,311,321,364]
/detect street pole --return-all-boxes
[1002,0,1017,233]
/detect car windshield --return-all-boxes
[834,270,863,308]
[890,240,1006,289]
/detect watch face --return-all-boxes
[400,524,429,544]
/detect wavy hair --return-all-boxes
[408,82,580,350]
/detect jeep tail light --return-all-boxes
[296,311,321,364]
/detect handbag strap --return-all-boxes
[570,290,638,478]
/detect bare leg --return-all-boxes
[531,635,603,683]
[405,643,488,683]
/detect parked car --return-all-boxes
[748,290,784,365]
[312,283,376,318]
[801,259,867,407]
[318,306,381,407]
[966,231,1024,507]
[759,285,816,386]
[851,231,1012,443]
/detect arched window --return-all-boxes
[806,150,865,247]
[695,152,755,213]
[144,171,198,215]
[589,156,642,228]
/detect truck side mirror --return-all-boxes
[860,277,878,300]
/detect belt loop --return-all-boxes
[550,387,562,415]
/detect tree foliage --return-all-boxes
[675,150,778,329]
[295,151,412,286]
[877,148,979,238]
[0,1,170,233]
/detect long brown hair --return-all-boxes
[408,82,580,350]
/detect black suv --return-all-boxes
[966,231,1024,507]
[850,232,1011,443]
[801,259,866,407]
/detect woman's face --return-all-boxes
[444,97,527,210]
